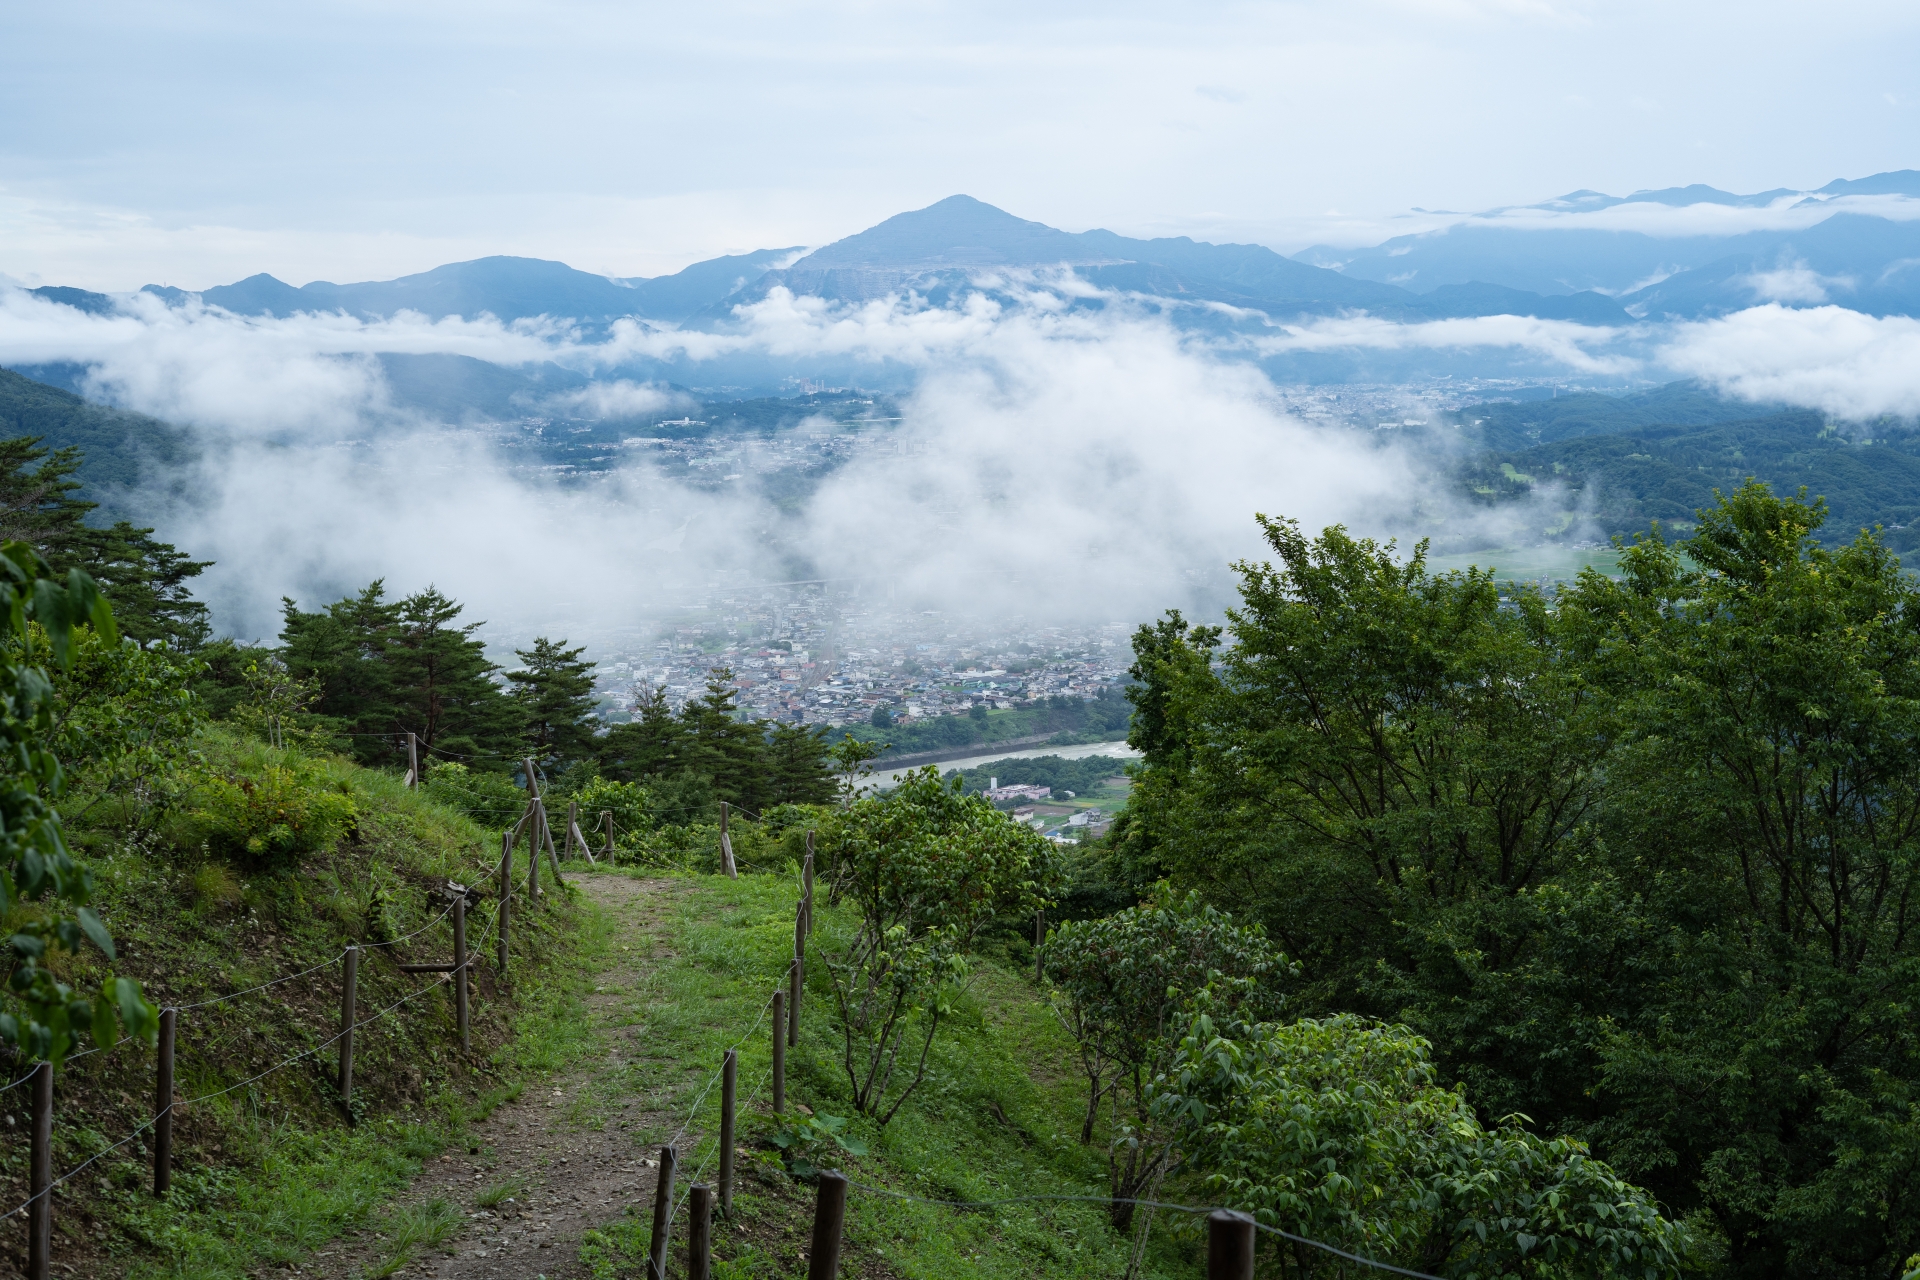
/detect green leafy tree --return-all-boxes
[0,542,159,1064]
[1124,488,1920,1277]
[507,636,598,767]
[1153,1005,1693,1279]
[1043,885,1286,1227]
[817,769,1057,1123]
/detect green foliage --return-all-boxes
[569,774,654,855]
[508,635,599,767]
[279,580,526,771]
[47,622,202,806]
[1124,485,1920,1277]
[0,539,158,1064]
[419,760,527,826]
[946,753,1131,799]
[1043,886,1286,1227]
[597,673,838,814]
[228,655,327,753]
[1154,1005,1694,1279]
[817,769,1058,1123]
[0,431,212,649]
[767,1110,870,1178]
[170,762,358,866]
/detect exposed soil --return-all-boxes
[315,872,692,1280]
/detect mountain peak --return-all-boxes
[793,195,1097,270]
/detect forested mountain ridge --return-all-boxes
[0,366,193,493]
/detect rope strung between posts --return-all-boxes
[0,959,473,1225]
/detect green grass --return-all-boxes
[574,868,1201,1280]
[363,1198,461,1277]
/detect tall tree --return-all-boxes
[764,720,836,806]
[279,582,522,769]
[0,436,211,648]
[507,637,598,767]
[597,684,684,781]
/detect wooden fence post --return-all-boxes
[526,804,541,904]
[339,946,359,1115]
[771,990,786,1114]
[646,1144,677,1280]
[806,1170,848,1280]
[1035,909,1045,984]
[789,950,802,1049]
[153,1007,176,1198]
[406,732,419,787]
[453,893,469,1051]
[539,799,565,884]
[600,810,614,860]
[719,1049,737,1217]
[689,1183,713,1280]
[803,834,815,934]
[718,802,737,878]
[566,800,578,858]
[28,1061,50,1280]
[497,830,512,976]
[1207,1209,1256,1280]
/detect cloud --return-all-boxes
[13,274,1920,642]
[1252,312,1635,374]
[1656,304,1920,420]
[539,379,691,420]
[1738,260,1854,305]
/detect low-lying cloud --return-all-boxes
[3,280,1918,641]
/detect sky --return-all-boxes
[5,0,1919,292]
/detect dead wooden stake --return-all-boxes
[526,803,541,904]
[539,799,565,884]
[806,1170,848,1280]
[497,830,512,976]
[771,990,786,1114]
[646,1144,677,1280]
[154,1007,176,1198]
[28,1061,50,1280]
[718,801,737,878]
[689,1183,713,1280]
[566,800,579,858]
[406,731,419,787]
[453,893,469,1051]
[789,944,802,1049]
[1208,1209,1256,1280]
[601,809,614,860]
[803,834,815,935]
[339,946,359,1116]
[719,1049,737,1218]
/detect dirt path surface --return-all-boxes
[315,872,691,1280]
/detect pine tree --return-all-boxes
[0,436,211,648]
[508,636,599,768]
[765,720,835,805]
[597,685,683,780]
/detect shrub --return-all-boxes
[815,768,1058,1123]
[1153,1005,1694,1278]
[172,765,357,866]
[420,761,526,827]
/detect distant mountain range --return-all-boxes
[1296,171,1920,316]
[23,173,1920,334]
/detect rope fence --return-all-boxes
[0,774,572,1280]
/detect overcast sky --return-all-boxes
[4,0,1918,292]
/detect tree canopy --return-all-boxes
[1114,483,1920,1277]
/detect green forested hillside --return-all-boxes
[0,368,193,493]
[1457,407,1920,548]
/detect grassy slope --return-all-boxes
[573,868,1201,1280]
[0,729,600,1279]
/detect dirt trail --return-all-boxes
[314,872,691,1280]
